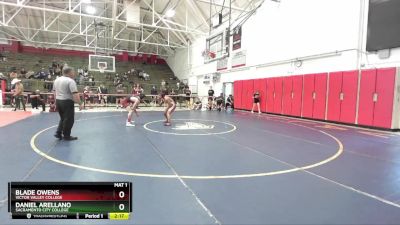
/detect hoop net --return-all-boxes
[99,66,105,74]
[98,62,107,74]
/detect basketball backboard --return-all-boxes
[88,55,116,73]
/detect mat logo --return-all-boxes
[172,122,215,130]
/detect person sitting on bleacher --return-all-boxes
[9,70,18,79]
[123,73,128,81]
[20,68,27,78]
[51,59,57,69]
[138,71,144,80]
[35,68,47,80]
[143,72,150,81]
[54,65,62,76]
[77,68,83,76]
[26,70,35,79]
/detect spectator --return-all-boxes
[89,76,95,86]
[83,86,92,109]
[216,93,224,112]
[150,86,158,105]
[193,97,202,110]
[9,70,18,79]
[35,68,47,80]
[251,90,261,114]
[97,84,108,106]
[52,59,57,68]
[77,68,83,76]
[11,79,25,111]
[116,83,125,109]
[207,86,215,110]
[26,70,35,79]
[48,67,54,76]
[0,52,6,61]
[30,89,46,112]
[138,71,144,80]
[54,65,62,76]
[143,72,150,81]
[0,72,6,80]
[184,86,191,109]
[79,73,84,85]
[161,79,166,89]
[150,86,158,95]
[226,94,234,110]
[20,68,27,77]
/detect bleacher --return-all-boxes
[0,51,178,95]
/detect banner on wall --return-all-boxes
[217,57,228,71]
[231,50,246,68]
[232,25,242,51]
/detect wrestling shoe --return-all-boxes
[126,122,135,127]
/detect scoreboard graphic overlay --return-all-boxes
[8,182,132,220]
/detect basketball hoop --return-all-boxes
[99,66,105,74]
[98,62,107,74]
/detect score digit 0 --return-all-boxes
[119,191,125,199]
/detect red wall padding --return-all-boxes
[358,69,377,126]
[358,68,396,128]
[233,67,397,129]
[282,76,293,115]
[234,81,243,109]
[241,80,254,110]
[340,70,358,124]
[327,71,343,121]
[327,70,358,124]
[302,74,315,118]
[373,68,396,128]
[273,77,283,114]
[313,73,328,120]
[291,76,303,117]
[266,78,275,113]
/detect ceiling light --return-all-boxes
[85,5,96,15]
[81,0,91,3]
[165,9,176,18]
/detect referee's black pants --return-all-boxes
[56,99,75,137]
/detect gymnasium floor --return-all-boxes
[1,109,400,224]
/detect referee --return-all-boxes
[53,66,83,141]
